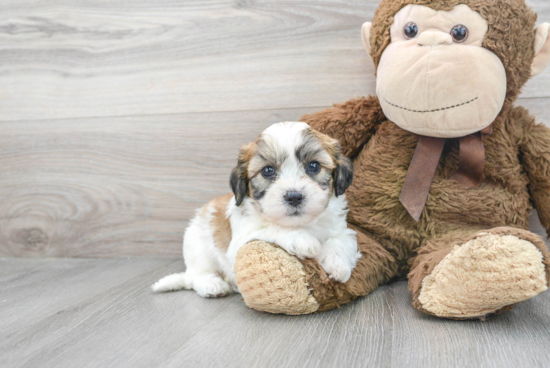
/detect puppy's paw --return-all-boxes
[193,275,233,298]
[285,232,322,259]
[318,253,353,283]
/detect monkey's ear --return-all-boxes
[230,165,248,206]
[532,23,550,77]
[361,22,372,55]
[333,155,354,197]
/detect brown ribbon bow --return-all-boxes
[399,125,493,222]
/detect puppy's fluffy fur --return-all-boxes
[153,122,360,297]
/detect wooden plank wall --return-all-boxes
[0,0,548,257]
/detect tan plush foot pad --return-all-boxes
[234,241,319,315]
[419,232,548,319]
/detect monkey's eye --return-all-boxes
[261,166,275,178]
[403,22,419,39]
[451,25,468,43]
[306,161,321,174]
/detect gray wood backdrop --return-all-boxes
[0,0,548,258]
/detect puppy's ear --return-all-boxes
[313,130,355,197]
[230,166,248,206]
[333,154,354,197]
[230,144,252,206]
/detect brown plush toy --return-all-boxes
[233,0,550,319]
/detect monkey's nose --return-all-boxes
[417,31,453,46]
[284,191,303,207]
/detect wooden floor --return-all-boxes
[1,257,549,368]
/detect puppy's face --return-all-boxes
[230,122,353,227]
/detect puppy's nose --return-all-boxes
[284,191,303,207]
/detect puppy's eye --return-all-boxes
[306,161,321,174]
[403,22,419,39]
[261,166,275,178]
[451,25,468,43]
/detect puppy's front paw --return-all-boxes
[318,253,353,283]
[285,232,322,259]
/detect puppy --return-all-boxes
[152,122,360,297]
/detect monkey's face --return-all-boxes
[375,4,507,138]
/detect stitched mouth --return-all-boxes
[384,97,478,113]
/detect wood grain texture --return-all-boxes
[0,107,320,257]
[0,0,548,257]
[0,0,547,121]
[0,0,379,121]
[1,258,549,368]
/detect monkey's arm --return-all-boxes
[517,108,550,235]
[300,96,385,158]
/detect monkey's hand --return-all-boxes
[518,107,550,236]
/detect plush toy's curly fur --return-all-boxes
[233,0,550,318]
[296,98,550,315]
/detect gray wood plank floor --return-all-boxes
[1,258,549,368]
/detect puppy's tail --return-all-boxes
[151,272,191,292]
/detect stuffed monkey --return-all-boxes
[233,0,550,319]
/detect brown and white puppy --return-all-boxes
[153,122,360,298]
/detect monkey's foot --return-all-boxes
[234,241,319,315]
[418,229,548,319]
